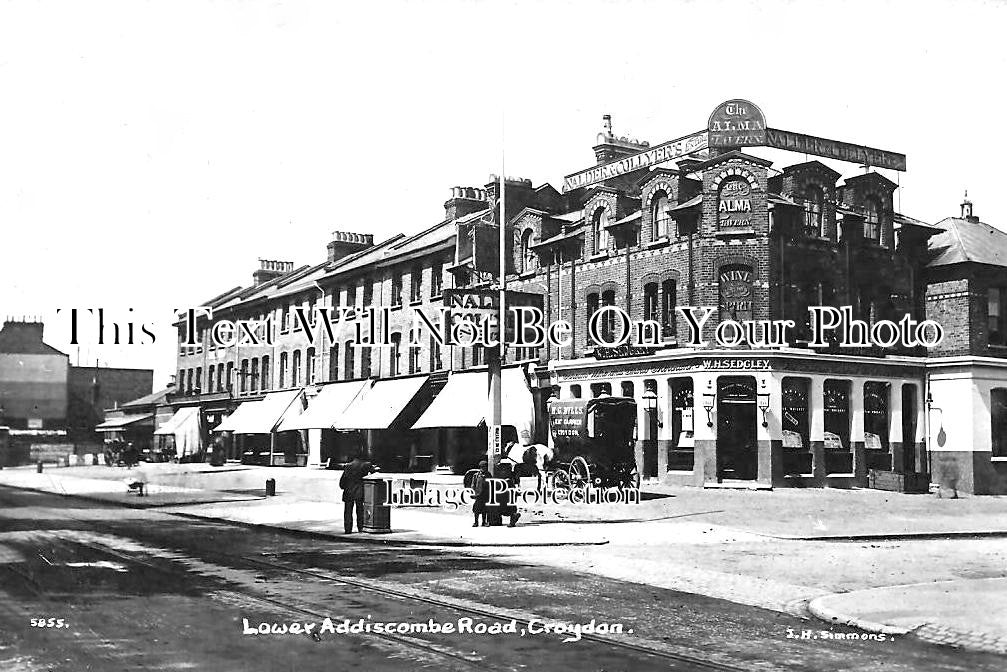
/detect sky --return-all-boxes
[1,0,1005,389]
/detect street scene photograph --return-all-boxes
[2,0,1007,670]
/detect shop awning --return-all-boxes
[154,406,202,457]
[332,376,428,430]
[154,407,198,435]
[412,367,536,442]
[95,414,154,431]
[669,195,702,212]
[278,380,371,431]
[213,390,304,434]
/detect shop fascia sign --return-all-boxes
[562,100,905,192]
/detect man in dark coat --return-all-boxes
[339,452,374,534]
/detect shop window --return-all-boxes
[261,356,270,390]
[824,379,852,474]
[864,196,882,243]
[329,344,339,381]
[591,382,612,398]
[520,229,536,273]
[782,377,812,475]
[652,191,671,240]
[291,351,301,387]
[306,347,316,384]
[992,389,1007,458]
[570,384,582,399]
[344,343,355,380]
[803,185,825,237]
[864,381,891,469]
[389,333,401,377]
[988,287,1006,346]
[668,378,695,471]
[239,360,248,394]
[661,280,676,338]
[430,262,443,298]
[591,207,609,254]
[250,358,259,392]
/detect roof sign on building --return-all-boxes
[708,99,767,148]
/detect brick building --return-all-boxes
[173,100,1005,493]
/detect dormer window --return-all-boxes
[591,208,609,254]
[652,192,671,239]
[803,186,825,237]
[864,196,882,243]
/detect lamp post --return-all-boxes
[642,388,658,480]
[702,382,716,428]
[757,380,771,428]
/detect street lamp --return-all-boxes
[701,381,716,428]
[757,379,771,428]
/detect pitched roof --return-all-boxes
[928,217,1007,268]
[116,385,174,411]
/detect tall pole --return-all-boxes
[487,117,506,476]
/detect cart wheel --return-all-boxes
[569,456,590,490]
[552,468,571,491]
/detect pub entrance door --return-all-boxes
[717,376,758,480]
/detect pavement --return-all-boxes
[2,461,1007,657]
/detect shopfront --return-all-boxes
[545,350,926,488]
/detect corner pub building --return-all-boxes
[172,100,1007,494]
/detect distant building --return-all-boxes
[0,318,154,448]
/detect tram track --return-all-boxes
[4,501,760,672]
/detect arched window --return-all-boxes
[292,350,302,386]
[429,336,442,371]
[389,333,401,377]
[520,229,536,273]
[306,347,316,384]
[643,282,659,322]
[217,363,225,392]
[864,196,882,242]
[239,360,248,393]
[586,292,599,344]
[278,352,288,388]
[225,362,234,392]
[329,344,339,381]
[250,358,259,392]
[803,185,825,237]
[344,342,355,380]
[591,208,609,254]
[601,289,616,343]
[207,366,215,395]
[652,192,671,239]
[261,356,270,390]
[661,279,677,338]
[408,330,421,374]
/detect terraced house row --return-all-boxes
[167,101,1007,494]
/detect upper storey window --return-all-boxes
[864,196,882,243]
[989,287,1006,346]
[803,186,825,237]
[591,208,609,255]
[652,192,671,239]
[520,229,536,273]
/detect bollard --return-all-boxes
[265,478,276,496]
[37,461,44,473]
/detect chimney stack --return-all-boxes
[253,259,294,286]
[327,231,374,263]
[592,114,650,164]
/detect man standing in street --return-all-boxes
[339,450,374,534]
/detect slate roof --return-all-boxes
[0,323,66,356]
[928,217,1007,268]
